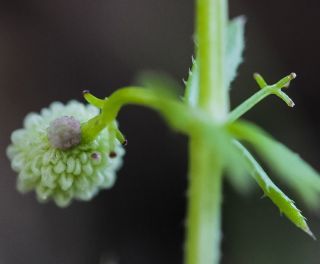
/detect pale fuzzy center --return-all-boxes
[47,116,81,150]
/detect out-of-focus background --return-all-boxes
[0,0,319,263]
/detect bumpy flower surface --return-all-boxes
[6,101,125,207]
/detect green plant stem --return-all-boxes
[197,0,228,121]
[186,139,223,264]
[185,0,228,264]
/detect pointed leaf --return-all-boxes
[226,16,246,89]
[229,121,320,209]
[224,141,254,194]
[234,140,314,238]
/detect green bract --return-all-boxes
[6,101,125,207]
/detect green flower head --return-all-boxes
[7,100,125,207]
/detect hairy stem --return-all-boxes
[197,0,228,121]
[186,0,228,264]
[186,139,223,264]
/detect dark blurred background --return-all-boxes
[0,0,319,263]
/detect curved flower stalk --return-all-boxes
[6,74,320,255]
[7,101,125,207]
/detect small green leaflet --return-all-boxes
[225,16,246,90]
[223,136,254,194]
[184,16,246,106]
[234,140,314,238]
[229,121,320,210]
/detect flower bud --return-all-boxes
[6,101,125,207]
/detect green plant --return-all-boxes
[6,0,320,263]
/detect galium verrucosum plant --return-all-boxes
[6,0,320,263]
